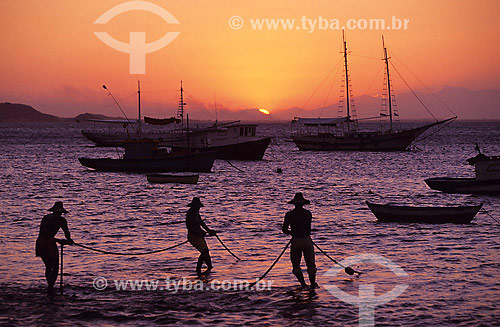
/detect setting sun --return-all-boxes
[259,109,270,115]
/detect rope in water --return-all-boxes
[74,240,189,256]
[312,240,362,276]
[215,234,241,260]
[480,210,500,225]
[69,238,361,285]
[226,160,245,173]
[249,239,291,288]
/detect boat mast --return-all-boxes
[382,36,393,131]
[177,81,185,124]
[137,80,142,134]
[342,30,351,132]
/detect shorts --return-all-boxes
[187,233,208,252]
[35,236,58,260]
[290,236,316,272]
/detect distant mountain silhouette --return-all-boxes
[0,103,122,122]
[73,113,123,121]
[0,102,64,122]
[269,86,500,121]
[169,86,499,121]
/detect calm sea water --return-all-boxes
[0,121,499,326]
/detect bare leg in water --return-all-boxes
[291,249,307,288]
[41,256,59,293]
[304,244,318,289]
[196,249,213,276]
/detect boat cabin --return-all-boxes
[468,154,500,180]
[184,122,260,148]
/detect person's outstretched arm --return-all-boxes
[59,218,74,245]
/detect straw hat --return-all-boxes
[188,197,204,208]
[288,192,310,205]
[48,201,68,213]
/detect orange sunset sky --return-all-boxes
[1,0,499,119]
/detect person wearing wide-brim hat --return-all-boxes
[35,201,74,294]
[185,197,217,276]
[282,192,317,289]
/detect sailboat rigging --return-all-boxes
[291,33,456,151]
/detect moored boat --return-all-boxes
[81,120,180,147]
[366,201,483,224]
[169,122,272,160]
[425,147,500,194]
[146,173,199,184]
[79,140,216,173]
[424,177,500,194]
[292,33,455,152]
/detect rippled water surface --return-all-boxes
[0,121,499,326]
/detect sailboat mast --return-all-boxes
[382,36,393,131]
[137,80,142,134]
[342,30,351,131]
[178,81,185,124]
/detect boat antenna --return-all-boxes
[475,143,481,154]
[382,36,393,131]
[177,81,186,125]
[101,84,137,133]
[342,30,351,131]
[137,80,142,134]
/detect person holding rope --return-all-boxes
[185,197,217,276]
[282,193,318,289]
[35,201,74,294]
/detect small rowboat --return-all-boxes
[366,201,483,224]
[146,174,199,184]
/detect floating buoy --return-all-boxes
[345,267,355,275]
[277,168,283,174]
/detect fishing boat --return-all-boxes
[81,118,181,147]
[79,139,216,173]
[366,201,483,224]
[292,33,456,151]
[160,83,271,160]
[81,82,271,160]
[81,83,181,147]
[425,147,500,194]
[168,121,272,160]
[146,173,199,184]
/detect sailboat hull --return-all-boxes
[292,122,444,151]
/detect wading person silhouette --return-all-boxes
[185,197,217,276]
[282,192,318,289]
[35,201,73,294]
